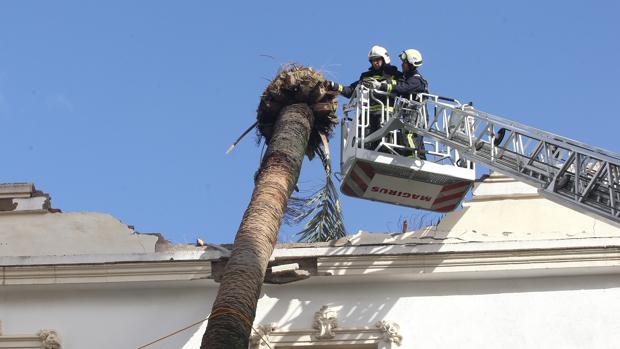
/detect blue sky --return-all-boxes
[1,1,618,244]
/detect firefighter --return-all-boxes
[326,45,400,151]
[377,49,428,159]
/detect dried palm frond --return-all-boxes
[256,64,339,161]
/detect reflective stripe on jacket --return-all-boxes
[383,69,428,97]
[339,64,401,98]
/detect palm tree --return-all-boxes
[201,65,344,348]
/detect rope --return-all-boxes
[136,308,274,349]
[207,307,253,330]
[207,307,274,349]
[136,318,205,349]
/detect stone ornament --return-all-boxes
[313,305,338,339]
[375,320,402,346]
[249,323,276,349]
[38,329,62,349]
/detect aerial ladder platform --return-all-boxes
[339,85,620,224]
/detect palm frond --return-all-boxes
[294,175,346,242]
[286,135,346,242]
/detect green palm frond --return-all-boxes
[291,171,346,242]
[286,134,346,242]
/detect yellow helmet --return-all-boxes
[400,49,423,67]
[368,45,391,65]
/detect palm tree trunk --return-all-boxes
[201,103,314,348]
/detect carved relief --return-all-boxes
[375,320,402,346]
[249,323,276,349]
[38,329,62,349]
[250,314,402,348]
[313,305,338,339]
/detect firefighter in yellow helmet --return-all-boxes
[378,49,427,96]
[325,45,401,151]
[376,49,428,159]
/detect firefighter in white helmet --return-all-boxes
[326,45,399,98]
[325,45,401,150]
[376,49,428,159]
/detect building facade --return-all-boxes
[1,174,619,348]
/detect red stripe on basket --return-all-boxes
[356,161,375,180]
[349,169,368,193]
[432,192,466,205]
[440,181,471,192]
[341,183,355,197]
[433,203,459,212]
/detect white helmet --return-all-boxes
[400,49,423,67]
[368,45,391,65]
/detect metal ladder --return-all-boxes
[387,94,620,224]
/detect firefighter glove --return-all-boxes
[364,79,382,90]
[326,80,340,91]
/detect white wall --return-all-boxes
[2,273,619,349]
[257,274,620,349]
[0,281,215,349]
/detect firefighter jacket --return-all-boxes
[380,69,428,97]
[337,64,401,99]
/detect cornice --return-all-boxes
[1,241,619,286]
[318,246,620,279]
[1,260,211,286]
